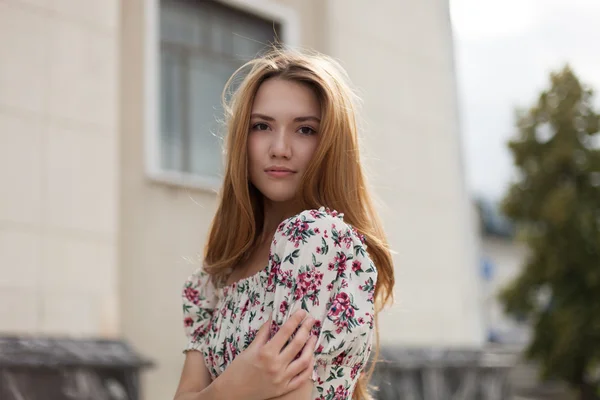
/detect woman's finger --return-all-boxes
[280,315,315,362]
[284,334,317,379]
[287,353,315,391]
[267,309,307,352]
[249,316,272,348]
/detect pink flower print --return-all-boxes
[351,362,363,380]
[334,252,348,275]
[327,283,334,291]
[329,292,351,319]
[316,344,324,354]
[241,299,250,316]
[352,260,362,273]
[342,233,353,249]
[184,287,199,304]
[294,269,320,301]
[330,304,343,318]
[345,307,355,318]
[280,300,289,314]
[267,260,280,291]
[184,317,193,327]
[247,327,258,343]
[281,269,292,284]
[308,293,320,306]
[332,353,346,365]
[311,319,322,336]
[223,344,231,365]
[367,291,374,303]
[294,284,307,301]
[334,385,349,399]
[228,341,238,358]
[315,270,324,283]
[207,348,216,366]
[358,317,365,324]
[270,320,280,339]
[193,324,209,339]
[366,312,374,329]
[335,292,350,307]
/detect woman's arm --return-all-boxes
[174,351,226,400]
[266,209,379,400]
[268,380,313,400]
[174,311,317,400]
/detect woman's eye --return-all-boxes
[298,126,316,135]
[252,123,269,131]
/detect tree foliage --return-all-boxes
[499,65,600,399]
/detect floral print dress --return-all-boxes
[182,207,378,400]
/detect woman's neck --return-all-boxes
[260,198,300,244]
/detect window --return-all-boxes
[156,0,283,187]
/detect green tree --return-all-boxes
[499,66,600,400]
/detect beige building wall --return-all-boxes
[324,0,483,346]
[120,1,482,399]
[0,0,120,337]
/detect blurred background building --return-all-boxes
[0,0,511,398]
[474,197,532,348]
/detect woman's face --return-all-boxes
[247,78,321,203]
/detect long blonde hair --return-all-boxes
[204,48,394,399]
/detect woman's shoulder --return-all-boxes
[182,267,218,307]
[184,267,210,287]
[275,206,366,247]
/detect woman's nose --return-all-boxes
[269,129,292,159]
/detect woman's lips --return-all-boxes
[265,169,296,178]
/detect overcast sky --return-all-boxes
[450,0,600,200]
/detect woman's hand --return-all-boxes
[216,309,317,400]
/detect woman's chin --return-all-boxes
[262,192,297,203]
[258,187,298,204]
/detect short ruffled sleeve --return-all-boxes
[182,268,218,353]
[268,208,378,399]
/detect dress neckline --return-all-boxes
[215,207,343,297]
[217,263,270,297]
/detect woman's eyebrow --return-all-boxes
[250,113,275,121]
[250,113,321,123]
[294,116,321,123]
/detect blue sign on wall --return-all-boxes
[481,257,495,281]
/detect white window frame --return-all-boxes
[144,0,300,192]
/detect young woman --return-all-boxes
[174,49,394,400]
